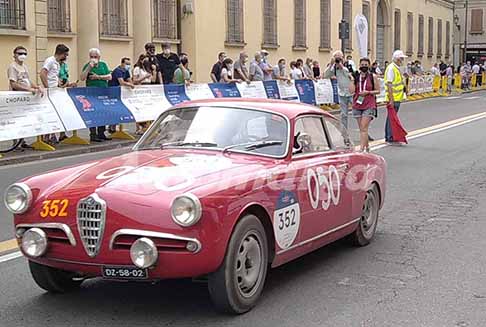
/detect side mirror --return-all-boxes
[293,132,312,154]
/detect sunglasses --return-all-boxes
[16,52,27,55]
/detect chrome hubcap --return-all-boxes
[235,233,263,298]
[361,191,378,239]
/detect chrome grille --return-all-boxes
[77,194,106,257]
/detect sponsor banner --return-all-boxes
[263,80,280,99]
[185,83,215,100]
[277,80,300,101]
[67,87,135,128]
[0,91,64,141]
[164,84,191,105]
[208,83,241,98]
[295,79,316,105]
[236,81,268,99]
[120,85,172,122]
[314,79,334,104]
[48,88,87,131]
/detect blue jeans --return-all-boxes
[385,102,401,142]
[339,95,353,129]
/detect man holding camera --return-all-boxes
[324,50,355,129]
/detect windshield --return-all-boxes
[135,106,289,157]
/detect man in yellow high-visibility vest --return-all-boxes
[384,50,408,144]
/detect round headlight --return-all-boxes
[22,228,47,257]
[4,183,32,214]
[130,237,158,269]
[171,194,202,227]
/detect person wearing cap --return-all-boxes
[156,43,185,84]
[259,50,273,81]
[384,50,407,144]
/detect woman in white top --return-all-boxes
[289,61,303,80]
[132,54,158,85]
[220,58,241,83]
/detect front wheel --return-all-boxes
[349,185,380,246]
[29,261,83,293]
[208,215,269,314]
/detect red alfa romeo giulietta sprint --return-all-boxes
[5,99,386,314]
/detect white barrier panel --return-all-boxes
[236,81,268,99]
[120,85,172,122]
[314,79,334,104]
[0,91,65,141]
[185,83,215,100]
[376,79,386,103]
[277,80,300,101]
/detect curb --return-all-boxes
[0,140,136,166]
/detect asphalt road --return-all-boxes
[0,91,485,326]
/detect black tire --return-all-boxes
[349,185,380,247]
[208,214,269,314]
[29,261,82,293]
[0,139,22,153]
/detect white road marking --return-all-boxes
[0,251,22,263]
[445,96,461,100]
[371,113,486,151]
[463,96,480,100]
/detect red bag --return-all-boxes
[387,104,408,143]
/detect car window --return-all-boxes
[324,118,351,149]
[294,116,331,155]
[135,106,289,157]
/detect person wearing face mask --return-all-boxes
[220,58,242,83]
[40,44,70,144]
[233,51,250,83]
[8,46,42,94]
[156,43,183,85]
[8,46,43,149]
[109,57,135,88]
[259,50,273,81]
[249,52,265,82]
[384,50,408,145]
[351,58,380,152]
[272,58,291,82]
[80,48,113,142]
[40,44,69,89]
[173,53,191,85]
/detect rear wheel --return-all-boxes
[0,139,22,153]
[349,185,380,246]
[29,261,83,293]
[208,215,269,314]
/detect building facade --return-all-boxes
[453,0,486,66]
[0,0,454,90]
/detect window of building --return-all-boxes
[0,0,25,30]
[342,0,352,51]
[101,0,128,36]
[406,12,413,55]
[362,1,370,51]
[294,0,306,48]
[226,0,244,44]
[153,0,179,40]
[437,19,442,57]
[263,0,277,46]
[394,9,401,50]
[418,15,424,56]
[428,17,434,57]
[48,0,70,33]
[445,21,451,59]
[320,0,330,49]
[470,9,483,34]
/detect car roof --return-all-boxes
[173,98,336,120]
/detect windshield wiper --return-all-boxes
[160,141,218,149]
[223,140,283,153]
